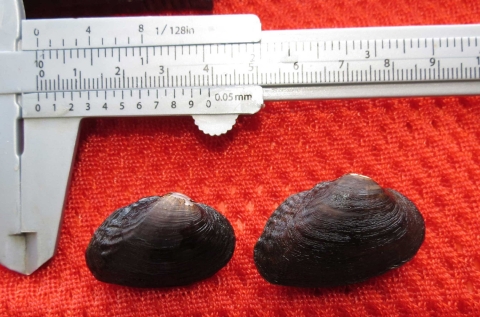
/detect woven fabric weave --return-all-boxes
[1,0,480,316]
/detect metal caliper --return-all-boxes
[1,0,480,274]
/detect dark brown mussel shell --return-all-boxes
[253,174,425,287]
[86,193,235,287]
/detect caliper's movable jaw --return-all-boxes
[19,117,82,274]
[0,0,81,275]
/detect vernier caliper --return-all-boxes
[1,0,480,275]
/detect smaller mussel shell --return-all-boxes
[86,193,235,287]
[254,174,425,287]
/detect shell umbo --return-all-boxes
[85,193,235,287]
[253,174,425,287]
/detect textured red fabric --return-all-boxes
[2,0,480,316]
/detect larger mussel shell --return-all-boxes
[253,174,425,287]
[86,193,235,287]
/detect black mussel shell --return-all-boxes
[86,193,235,287]
[253,174,425,287]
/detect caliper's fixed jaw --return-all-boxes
[0,0,26,274]
[0,92,24,274]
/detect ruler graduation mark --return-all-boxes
[25,30,480,96]
[22,86,263,118]
[1,15,480,102]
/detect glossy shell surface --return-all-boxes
[86,193,235,287]
[254,174,425,287]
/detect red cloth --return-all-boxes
[2,0,480,316]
